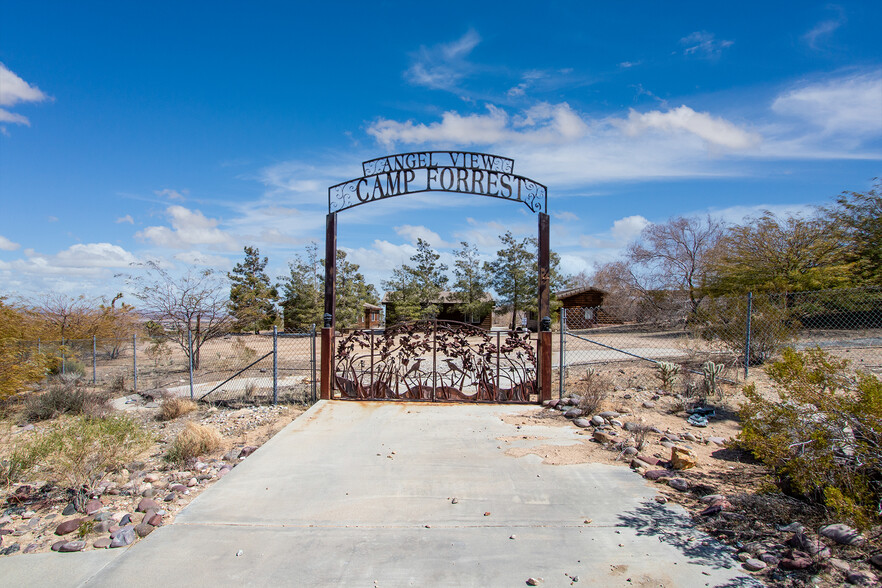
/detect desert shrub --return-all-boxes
[159,397,198,421]
[577,368,609,414]
[0,340,46,401]
[692,294,797,366]
[630,423,652,451]
[701,361,725,401]
[165,422,221,464]
[654,361,680,393]
[108,373,127,394]
[7,415,151,493]
[738,347,882,529]
[145,338,171,368]
[23,380,111,421]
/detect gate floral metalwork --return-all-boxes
[334,320,536,402]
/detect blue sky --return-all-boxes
[1,1,880,300]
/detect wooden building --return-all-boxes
[360,303,383,329]
[555,286,617,329]
[382,291,494,329]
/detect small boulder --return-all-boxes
[592,430,617,444]
[50,540,67,552]
[820,523,865,546]
[847,571,878,586]
[564,408,582,419]
[110,525,136,548]
[134,523,154,538]
[670,446,697,470]
[59,541,86,552]
[84,499,102,515]
[743,559,766,572]
[590,415,605,427]
[239,446,258,458]
[643,470,674,481]
[667,478,689,492]
[93,537,111,549]
[136,498,161,513]
[55,518,86,536]
[572,418,592,428]
[598,411,620,419]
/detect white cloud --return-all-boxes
[173,250,231,268]
[0,62,49,127]
[115,215,134,224]
[552,211,579,222]
[5,243,138,277]
[579,215,649,249]
[771,71,882,136]
[622,105,761,150]
[394,225,450,248]
[368,102,589,148]
[136,205,238,250]
[154,188,188,201]
[680,31,734,58]
[0,235,20,251]
[610,215,650,242]
[802,7,845,50]
[405,30,481,91]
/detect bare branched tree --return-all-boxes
[127,262,231,370]
[627,215,724,314]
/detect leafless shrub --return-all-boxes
[577,368,610,414]
[159,397,198,421]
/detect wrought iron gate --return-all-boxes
[334,320,537,403]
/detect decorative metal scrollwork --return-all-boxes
[334,321,536,403]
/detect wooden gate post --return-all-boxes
[320,213,337,400]
[537,212,552,402]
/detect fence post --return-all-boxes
[310,324,317,403]
[744,291,753,380]
[132,333,137,393]
[272,326,278,406]
[559,308,566,401]
[188,329,194,400]
[61,337,65,375]
[37,338,41,355]
[92,335,97,384]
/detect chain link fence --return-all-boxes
[20,326,317,406]
[556,287,882,398]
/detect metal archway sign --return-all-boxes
[320,151,552,403]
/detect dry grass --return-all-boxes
[165,422,221,464]
[576,368,611,415]
[159,397,199,421]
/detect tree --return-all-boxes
[485,232,534,330]
[127,262,232,370]
[485,232,565,330]
[707,212,851,295]
[0,297,45,399]
[451,241,492,323]
[280,243,323,332]
[627,215,724,313]
[827,179,882,286]
[383,239,449,323]
[335,250,380,329]
[228,246,279,333]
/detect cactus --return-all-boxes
[702,360,725,400]
[655,361,680,392]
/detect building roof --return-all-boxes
[363,303,382,311]
[555,285,607,299]
[382,291,494,305]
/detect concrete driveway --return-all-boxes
[1,401,760,587]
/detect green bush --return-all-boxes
[738,347,882,528]
[7,415,152,493]
[23,380,110,421]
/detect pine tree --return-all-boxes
[451,241,491,323]
[383,239,449,323]
[485,232,533,330]
[335,250,380,329]
[280,243,322,332]
[228,246,279,333]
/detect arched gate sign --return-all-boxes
[320,151,552,403]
